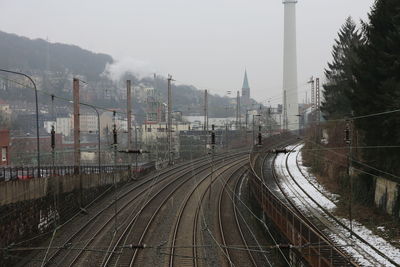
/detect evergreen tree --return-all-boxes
[351,0,400,174]
[321,17,362,119]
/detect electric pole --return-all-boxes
[209,124,215,209]
[316,77,321,143]
[127,80,133,178]
[112,110,118,232]
[283,90,288,131]
[168,75,174,165]
[204,89,208,155]
[345,119,353,237]
[236,91,241,130]
[73,78,80,175]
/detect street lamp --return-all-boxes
[0,69,40,174]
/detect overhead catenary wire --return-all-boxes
[301,135,400,181]
[3,74,400,128]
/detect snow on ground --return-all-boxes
[334,218,400,266]
[296,149,341,203]
[273,144,400,266]
[274,145,336,211]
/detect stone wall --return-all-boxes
[374,177,400,218]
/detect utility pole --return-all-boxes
[51,94,55,171]
[204,89,208,131]
[73,78,83,209]
[73,78,80,175]
[167,75,174,165]
[225,124,228,150]
[309,76,315,112]
[204,89,208,155]
[135,123,138,179]
[127,80,133,179]
[316,77,321,143]
[127,80,132,150]
[209,124,216,209]
[112,110,118,232]
[345,119,353,237]
[307,76,315,131]
[283,90,288,131]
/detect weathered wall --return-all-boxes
[0,171,130,205]
[375,177,400,217]
[0,171,132,266]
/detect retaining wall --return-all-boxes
[374,177,400,218]
[0,171,132,266]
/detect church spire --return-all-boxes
[241,69,250,105]
[242,69,250,89]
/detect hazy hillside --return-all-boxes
[0,31,249,118]
[0,31,113,80]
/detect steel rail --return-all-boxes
[42,153,243,266]
[189,161,249,267]
[285,144,400,267]
[218,168,259,266]
[232,172,259,267]
[270,151,355,266]
[248,138,357,267]
[167,159,247,267]
[101,154,247,267]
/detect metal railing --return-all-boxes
[0,164,143,181]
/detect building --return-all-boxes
[80,114,98,134]
[241,70,251,106]
[145,88,166,124]
[56,117,72,137]
[0,130,10,165]
[0,99,11,122]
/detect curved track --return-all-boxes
[27,153,246,266]
[272,143,399,266]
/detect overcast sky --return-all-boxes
[0,0,375,105]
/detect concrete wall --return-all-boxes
[0,171,132,266]
[0,171,130,206]
[375,177,400,218]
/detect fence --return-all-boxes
[0,163,154,182]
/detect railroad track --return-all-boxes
[217,167,260,266]
[255,143,355,266]
[166,159,247,267]
[103,156,246,267]
[272,143,399,266]
[25,152,246,266]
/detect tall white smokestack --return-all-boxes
[282,0,298,131]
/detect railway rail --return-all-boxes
[249,136,357,266]
[274,143,399,266]
[19,150,272,267]
[21,152,245,266]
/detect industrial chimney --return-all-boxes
[282,0,299,131]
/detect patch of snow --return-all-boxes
[377,226,385,232]
[273,144,400,266]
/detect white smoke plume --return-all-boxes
[102,57,156,82]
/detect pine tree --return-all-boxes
[321,17,362,120]
[351,0,400,174]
